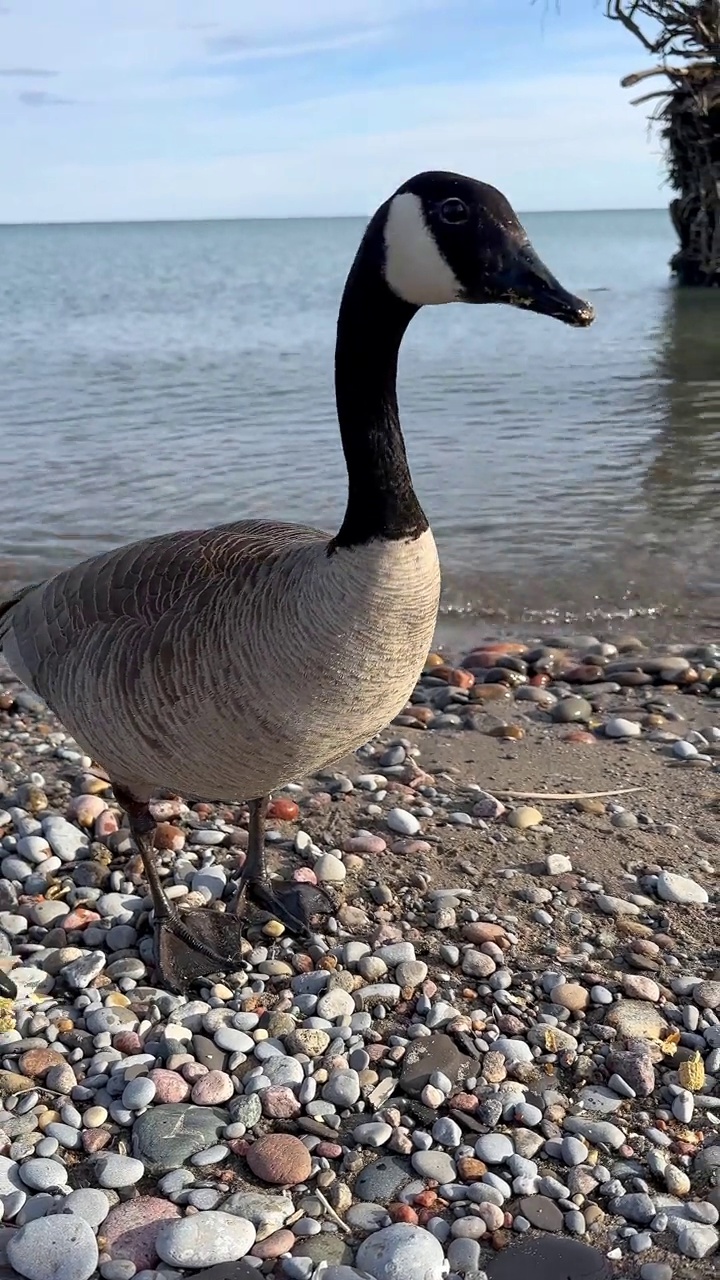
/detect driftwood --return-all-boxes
[607,1,720,286]
[534,3,720,283]
[493,787,644,801]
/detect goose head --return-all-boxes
[379,169,594,327]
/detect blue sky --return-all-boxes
[0,0,666,222]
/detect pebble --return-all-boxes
[102,1196,182,1269]
[386,809,421,836]
[519,1196,564,1232]
[246,1134,312,1185]
[94,1153,146,1188]
[18,1158,68,1191]
[605,717,642,737]
[677,1224,719,1259]
[132,1104,227,1174]
[411,1150,457,1182]
[155,1211,256,1267]
[8,1214,99,1280]
[656,870,709,905]
[506,805,543,830]
[475,1134,513,1164]
[356,1224,445,1280]
[122,1076,156,1110]
[63,1187,112,1230]
[314,853,346,882]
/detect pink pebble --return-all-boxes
[191,1069,234,1105]
[149,798,185,821]
[95,810,120,838]
[103,1196,181,1270]
[315,1141,343,1159]
[251,1229,296,1260]
[391,839,432,856]
[82,1128,111,1153]
[63,909,101,931]
[292,867,317,884]
[181,1062,208,1083]
[67,794,108,826]
[113,1031,142,1054]
[345,834,387,855]
[148,1069,191,1103]
[261,1086,301,1120]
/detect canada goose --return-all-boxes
[0,170,593,993]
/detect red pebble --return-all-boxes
[227,1138,251,1156]
[388,1203,418,1224]
[82,1128,111,1153]
[113,1031,142,1054]
[315,1141,343,1159]
[63,909,101,931]
[433,665,475,689]
[562,730,596,745]
[413,1190,438,1209]
[267,798,300,821]
[154,823,186,851]
[449,1092,479,1113]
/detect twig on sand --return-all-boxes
[493,787,645,801]
[315,1189,352,1233]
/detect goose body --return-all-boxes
[0,170,593,989]
[2,523,440,801]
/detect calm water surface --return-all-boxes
[0,210,718,646]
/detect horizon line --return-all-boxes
[0,205,668,229]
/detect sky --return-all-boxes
[0,0,667,223]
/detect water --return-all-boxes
[1,209,718,647]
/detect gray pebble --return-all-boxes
[62,1187,112,1229]
[8,1214,99,1280]
[18,1159,68,1192]
[93,1153,145,1188]
[323,1069,361,1107]
[100,1262,137,1280]
[214,1025,255,1053]
[121,1077,156,1111]
[677,1223,719,1259]
[411,1150,457,1182]
[353,1123,392,1148]
[446,1238,482,1272]
[475,1134,514,1164]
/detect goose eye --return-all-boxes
[439,197,469,225]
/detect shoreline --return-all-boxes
[0,632,718,1279]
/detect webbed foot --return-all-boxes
[245,878,335,940]
[155,907,246,990]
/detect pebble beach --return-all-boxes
[0,633,718,1280]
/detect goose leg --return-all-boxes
[232,796,334,937]
[114,786,245,991]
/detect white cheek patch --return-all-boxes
[383,191,461,306]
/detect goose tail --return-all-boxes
[0,583,40,645]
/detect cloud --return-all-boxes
[18,89,74,106]
[205,29,386,62]
[0,67,57,76]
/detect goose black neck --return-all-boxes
[330,237,429,551]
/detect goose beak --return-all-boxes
[495,242,595,328]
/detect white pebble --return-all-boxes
[386,808,420,836]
